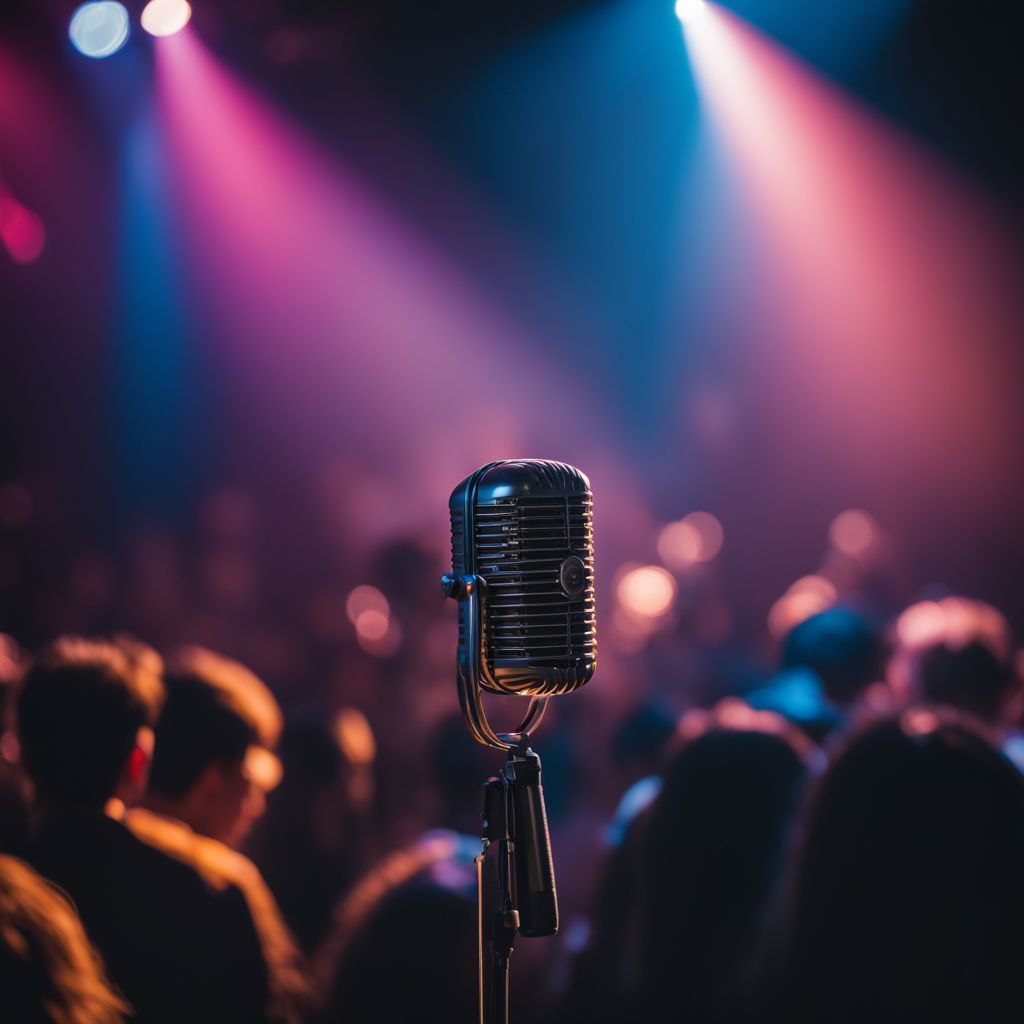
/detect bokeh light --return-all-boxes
[895,596,1012,657]
[68,1,130,58]
[355,614,402,658]
[768,574,837,637]
[345,584,389,625]
[141,0,192,38]
[354,608,389,642]
[0,198,46,264]
[618,565,677,619]
[658,511,724,568]
[829,508,878,558]
[332,707,376,766]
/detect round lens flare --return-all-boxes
[68,1,130,58]
[141,0,192,37]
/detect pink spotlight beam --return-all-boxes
[681,4,1023,496]
[150,29,630,512]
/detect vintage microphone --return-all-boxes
[441,460,597,1024]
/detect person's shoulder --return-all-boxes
[126,807,257,894]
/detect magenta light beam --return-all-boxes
[680,4,1023,505]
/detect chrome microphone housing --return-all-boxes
[448,459,596,700]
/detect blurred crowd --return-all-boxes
[1,546,1023,1021]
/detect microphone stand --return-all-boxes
[482,760,518,1024]
[443,571,558,1024]
[479,741,557,1024]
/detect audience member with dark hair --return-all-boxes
[747,607,884,741]
[563,702,812,1024]
[17,637,274,1024]
[248,708,376,954]
[127,645,310,1024]
[893,596,1019,729]
[140,645,284,848]
[782,606,884,709]
[314,713,494,1022]
[763,711,1024,1023]
[0,854,128,1024]
[632,704,811,1023]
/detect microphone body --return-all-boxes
[444,459,597,961]
[506,749,558,937]
[448,459,596,699]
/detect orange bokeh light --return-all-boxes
[346,584,389,625]
[829,508,877,558]
[618,565,677,619]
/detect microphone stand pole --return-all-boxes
[444,571,557,1024]
[482,764,518,1024]
[480,742,552,1024]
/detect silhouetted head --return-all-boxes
[781,606,883,709]
[0,854,128,1023]
[774,710,1024,1022]
[145,646,282,848]
[634,703,811,1018]
[323,878,476,1024]
[16,637,164,812]
[892,597,1018,726]
[612,702,675,783]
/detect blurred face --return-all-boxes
[195,757,268,848]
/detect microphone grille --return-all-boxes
[450,460,596,697]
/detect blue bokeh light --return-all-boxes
[69,1,131,59]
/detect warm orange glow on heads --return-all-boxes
[141,0,191,37]
[768,575,838,637]
[346,585,389,625]
[332,708,376,766]
[244,744,283,791]
[896,597,1012,657]
[829,508,878,558]
[895,601,945,648]
[618,565,677,619]
[901,707,940,737]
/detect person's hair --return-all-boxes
[322,878,476,1024]
[768,711,1024,1022]
[147,646,281,799]
[0,854,128,1024]
[781,606,883,707]
[894,598,1016,722]
[16,637,164,808]
[630,707,810,1021]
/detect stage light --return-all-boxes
[829,508,877,558]
[675,0,708,24]
[68,1,130,59]
[0,197,46,263]
[141,0,192,37]
[618,565,677,619]
[658,511,724,568]
[345,585,389,625]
